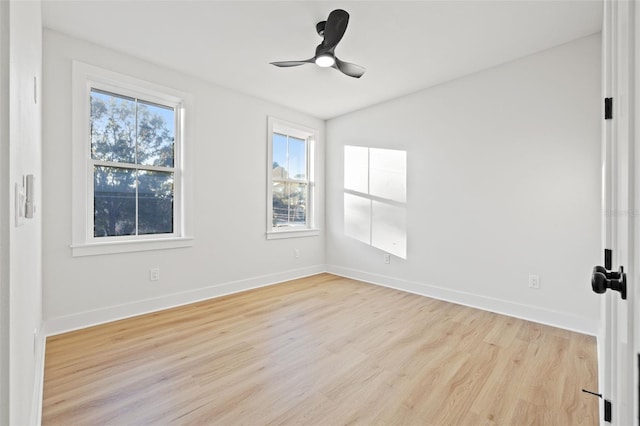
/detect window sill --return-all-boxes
[266,228,320,240]
[71,237,194,257]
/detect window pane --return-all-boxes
[138,171,174,235]
[288,137,306,180]
[94,166,136,237]
[272,181,287,227]
[137,101,175,167]
[288,182,307,225]
[90,89,136,163]
[273,133,288,178]
[272,181,307,227]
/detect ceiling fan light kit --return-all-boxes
[315,54,335,68]
[270,9,366,78]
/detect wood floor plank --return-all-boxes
[42,273,598,425]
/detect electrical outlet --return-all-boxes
[294,249,300,259]
[384,254,391,264]
[528,274,540,289]
[150,268,160,281]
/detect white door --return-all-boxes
[600,0,636,424]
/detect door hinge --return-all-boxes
[605,97,613,120]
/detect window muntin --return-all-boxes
[267,117,318,238]
[89,87,178,239]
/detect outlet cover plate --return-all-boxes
[528,274,540,289]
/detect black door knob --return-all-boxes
[591,265,627,300]
[591,270,608,294]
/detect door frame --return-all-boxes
[634,1,640,424]
[601,0,637,424]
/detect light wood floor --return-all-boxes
[42,273,598,425]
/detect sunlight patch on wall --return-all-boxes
[344,146,407,259]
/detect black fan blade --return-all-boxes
[323,9,349,50]
[270,59,315,67]
[333,57,365,78]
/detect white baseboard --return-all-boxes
[44,265,327,337]
[43,263,599,338]
[30,323,46,426]
[327,265,599,336]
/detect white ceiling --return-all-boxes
[42,0,602,120]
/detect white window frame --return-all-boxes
[266,116,319,239]
[71,62,193,256]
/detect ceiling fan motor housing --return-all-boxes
[315,43,333,58]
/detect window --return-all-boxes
[72,62,192,256]
[91,89,176,237]
[267,117,318,239]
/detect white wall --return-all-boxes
[42,31,325,334]
[326,34,602,334]
[6,0,44,424]
[43,31,602,337]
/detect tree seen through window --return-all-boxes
[272,132,308,227]
[90,89,175,237]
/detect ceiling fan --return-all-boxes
[270,9,366,79]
